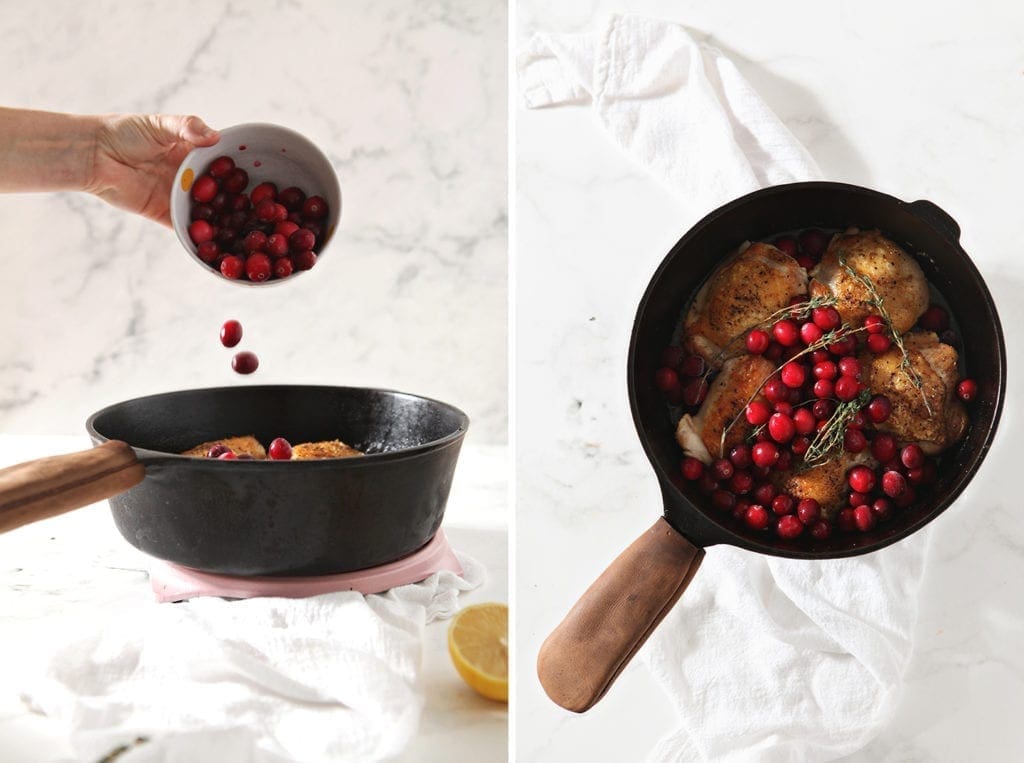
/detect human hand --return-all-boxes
[86,114,220,227]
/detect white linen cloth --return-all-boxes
[13,554,484,763]
[520,14,930,761]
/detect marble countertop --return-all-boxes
[515,2,1023,761]
[0,437,507,763]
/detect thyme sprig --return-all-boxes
[836,250,932,416]
[802,389,872,467]
[717,323,868,457]
[709,294,837,368]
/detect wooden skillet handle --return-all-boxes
[0,440,144,534]
[537,517,704,712]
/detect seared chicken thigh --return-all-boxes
[810,230,928,334]
[858,331,967,453]
[684,242,808,368]
[776,454,868,518]
[676,354,776,462]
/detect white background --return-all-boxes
[516,1,1022,760]
[0,0,507,446]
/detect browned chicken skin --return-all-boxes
[776,454,870,519]
[685,242,808,368]
[676,354,776,462]
[859,331,968,454]
[810,230,929,335]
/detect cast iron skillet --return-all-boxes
[537,182,1006,712]
[0,385,468,576]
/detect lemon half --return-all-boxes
[448,602,509,702]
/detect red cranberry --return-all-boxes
[681,457,705,480]
[751,442,779,469]
[776,450,793,471]
[854,505,877,532]
[219,255,245,279]
[871,498,894,522]
[843,427,867,453]
[250,182,277,205]
[796,255,816,270]
[287,211,303,225]
[796,498,821,525]
[752,482,776,505]
[871,433,897,462]
[730,470,754,495]
[266,233,290,257]
[733,498,752,521]
[188,219,214,245]
[729,444,753,469]
[302,195,328,219]
[813,361,837,381]
[206,443,232,458]
[828,336,857,356]
[882,470,908,497]
[773,319,800,347]
[780,362,806,389]
[218,451,238,460]
[223,168,249,194]
[850,411,868,429]
[246,253,272,282]
[837,508,857,532]
[956,378,978,402]
[849,492,870,508]
[768,413,796,444]
[837,357,860,378]
[901,444,924,470]
[210,191,229,212]
[791,435,811,456]
[866,395,892,423]
[275,220,301,239]
[799,229,829,259]
[289,228,317,253]
[745,325,770,352]
[812,399,836,420]
[684,378,708,407]
[215,227,239,247]
[661,346,686,369]
[232,350,259,374]
[813,379,834,399]
[774,401,793,416]
[776,514,804,539]
[765,344,784,362]
[835,375,860,401]
[712,489,737,512]
[866,333,892,354]
[273,257,294,279]
[196,240,220,263]
[208,155,235,178]
[680,355,706,378]
[192,203,214,221]
[762,378,788,404]
[863,314,885,334]
[255,199,278,222]
[268,437,293,460]
[744,505,770,530]
[810,519,832,539]
[774,236,798,257]
[711,458,734,481]
[272,203,289,222]
[220,319,243,348]
[230,193,251,212]
[811,349,831,364]
[791,408,815,435]
[655,367,679,392]
[243,230,268,252]
[800,322,824,345]
[279,186,306,211]
[697,472,719,495]
[918,305,949,332]
[848,465,875,493]
[191,174,218,203]
[812,306,841,331]
[771,494,795,516]
[293,250,318,271]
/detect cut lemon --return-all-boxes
[448,602,508,703]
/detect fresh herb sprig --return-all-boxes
[802,389,871,467]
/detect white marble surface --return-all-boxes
[0,436,507,762]
[516,2,1023,761]
[0,0,507,446]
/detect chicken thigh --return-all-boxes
[776,454,869,519]
[858,331,967,453]
[676,354,776,463]
[684,242,808,368]
[810,230,928,334]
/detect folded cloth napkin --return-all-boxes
[14,553,484,763]
[520,14,930,762]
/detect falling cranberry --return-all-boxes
[744,505,770,531]
[799,229,829,259]
[220,319,243,348]
[232,351,259,375]
[191,174,218,203]
[268,437,293,460]
[776,514,804,539]
[956,378,978,402]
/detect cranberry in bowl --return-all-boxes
[170,123,342,286]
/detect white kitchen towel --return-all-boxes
[520,14,931,762]
[14,553,484,763]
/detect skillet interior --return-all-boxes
[629,182,1006,559]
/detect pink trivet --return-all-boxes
[149,530,462,602]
